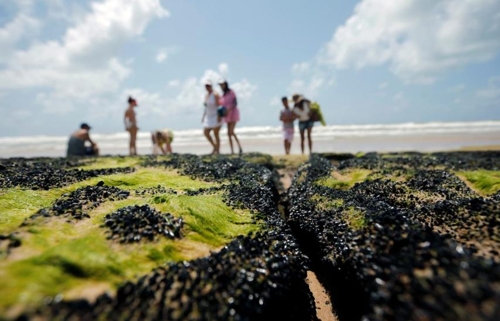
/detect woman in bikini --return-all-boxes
[124,96,138,156]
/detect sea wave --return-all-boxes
[1,121,499,156]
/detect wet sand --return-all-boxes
[2,132,499,158]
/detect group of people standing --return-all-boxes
[66,81,315,157]
[202,79,243,155]
[280,94,314,155]
[67,79,243,157]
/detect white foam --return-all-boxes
[1,120,499,157]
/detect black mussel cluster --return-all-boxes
[0,233,22,256]
[184,185,226,196]
[340,151,500,171]
[28,233,315,321]
[135,185,178,196]
[103,205,183,243]
[288,154,500,321]
[408,196,500,261]
[0,158,135,190]
[26,182,130,222]
[23,154,316,321]
[144,154,277,185]
[0,157,84,170]
[143,154,280,213]
[407,169,477,199]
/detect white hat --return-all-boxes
[218,77,227,84]
[204,79,213,86]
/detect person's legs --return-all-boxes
[213,126,221,154]
[204,128,216,153]
[299,129,305,154]
[165,140,172,154]
[228,122,242,154]
[131,128,138,155]
[307,124,313,154]
[227,122,235,154]
[283,128,293,154]
[133,129,138,156]
[128,130,132,155]
[286,140,292,154]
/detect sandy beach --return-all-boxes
[1,122,499,158]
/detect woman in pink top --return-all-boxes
[219,79,243,155]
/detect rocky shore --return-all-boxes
[0,151,499,320]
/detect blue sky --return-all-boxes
[0,0,499,137]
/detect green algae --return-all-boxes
[343,207,366,230]
[153,194,260,247]
[316,169,372,190]
[457,170,500,196]
[77,156,144,170]
[0,168,216,235]
[0,159,262,313]
[0,189,54,234]
[311,194,344,211]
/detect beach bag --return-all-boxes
[217,106,227,118]
[310,102,321,122]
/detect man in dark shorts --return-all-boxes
[292,94,314,155]
[67,123,99,157]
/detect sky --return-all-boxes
[0,0,499,137]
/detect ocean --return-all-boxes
[1,121,499,158]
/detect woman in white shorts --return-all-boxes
[201,80,222,154]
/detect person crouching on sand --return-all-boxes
[219,79,243,155]
[151,129,174,155]
[67,123,99,157]
[124,96,139,156]
[202,80,222,154]
[292,94,313,155]
[279,96,297,155]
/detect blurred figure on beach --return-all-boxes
[66,123,99,157]
[124,96,139,156]
[279,96,297,155]
[151,129,174,155]
[219,79,243,155]
[202,80,222,155]
[292,94,313,154]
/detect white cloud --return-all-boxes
[218,63,229,77]
[269,96,281,106]
[125,63,257,118]
[232,79,257,101]
[476,76,500,102]
[289,60,332,98]
[379,82,388,89]
[0,13,40,63]
[292,62,310,74]
[319,0,500,83]
[448,84,466,93]
[156,51,167,63]
[288,75,325,98]
[0,0,169,114]
[167,80,180,87]
[155,46,178,63]
[12,110,33,118]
